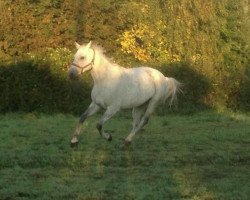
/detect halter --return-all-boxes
[71,48,95,74]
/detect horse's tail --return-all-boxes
[164,77,182,106]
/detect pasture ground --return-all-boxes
[0,111,249,200]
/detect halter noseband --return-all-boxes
[71,48,95,74]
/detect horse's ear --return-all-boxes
[86,41,92,49]
[75,42,81,49]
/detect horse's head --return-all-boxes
[68,41,95,79]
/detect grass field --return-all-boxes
[0,111,249,200]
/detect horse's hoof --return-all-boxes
[124,140,131,146]
[120,140,131,150]
[108,135,112,141]
[70,141,78,148]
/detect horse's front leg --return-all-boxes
[71,102,100,147]
[96,106,119,141]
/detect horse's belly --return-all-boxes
[120,95,152,109]
[119,81,155,108]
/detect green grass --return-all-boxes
[0,111,249,200]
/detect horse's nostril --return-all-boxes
[69,72,77,80]
[68,71,73,79]
[68,68,78,80]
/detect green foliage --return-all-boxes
[0,112,249,199]
[27,47,73,76]
[0,0,249,113]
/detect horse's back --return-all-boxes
[91,66,166,109]
[138,66,167,89]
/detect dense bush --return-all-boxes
[0,0,249,113]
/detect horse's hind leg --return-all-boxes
[71,102,100,147]
[124,104,148,145]
[124,100,157,146]
[96,106,119,141]
[132,104,147,129]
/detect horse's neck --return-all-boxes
[91,53,123,84]
[90,55,109,84]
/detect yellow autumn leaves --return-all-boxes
[119,24,152,61]
[118,23,181,63]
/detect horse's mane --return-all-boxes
[91,44,105,55]
[90,43,118,66]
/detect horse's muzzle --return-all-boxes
[68,67,78,80]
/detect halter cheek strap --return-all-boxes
[71,49,95,74]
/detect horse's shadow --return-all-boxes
[157,61,211,115]
[237,60,250,111]
[0,61,91,114]
[0,60,212,115]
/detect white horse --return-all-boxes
[68,41,181,147]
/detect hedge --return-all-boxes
[0,0,249,113]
